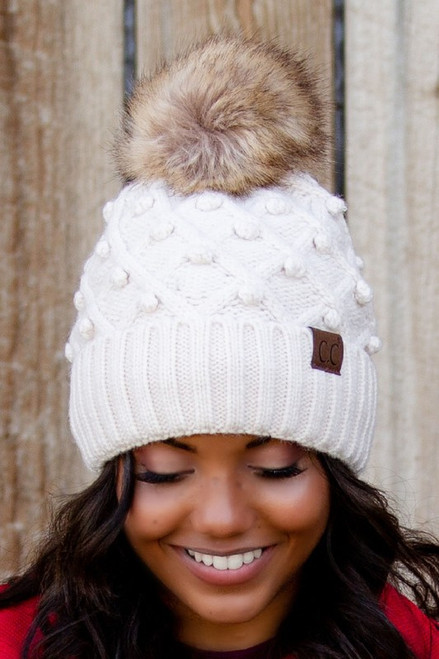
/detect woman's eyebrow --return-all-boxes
[246,436,272,449]
[163,438,196,452]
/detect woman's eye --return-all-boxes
[253,463,306,480]
[135,470,193,484]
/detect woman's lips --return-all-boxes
[186,547,263,570]
[173,545,275,586]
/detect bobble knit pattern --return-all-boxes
[67,173,379,472]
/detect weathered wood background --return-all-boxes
[1,0,438,578]
[346,1,439,531]
[0,0,124,577]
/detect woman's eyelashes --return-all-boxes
[135,462,305,484]
[251,462,306,479]
[135,469,194,484]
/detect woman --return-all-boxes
[1,35,438,658]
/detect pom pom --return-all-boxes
[133,195,155,215]
[114,36,328,195]
[234,219,260,240]
[354,280,373,305]
[95,239,111,259]
[195,192,223,211]
[265,197,290,215]
[284,256,306,278]
[103,201,114,223]
[73,290,85,311]
[238,285,263,306]
[111,267,129,288]
[64,342,73,363]
[313,231,332,254]
[150,221,174,241]
[366,336,382,355]
[140,292,159,313]
[79,318,95,340]
[326,196,347,216]
[323,309,341,331]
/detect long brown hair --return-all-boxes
[1,452,438,658]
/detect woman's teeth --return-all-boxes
[186,548,263,570]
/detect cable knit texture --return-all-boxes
[66,173,379,471]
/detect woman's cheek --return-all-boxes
[260,474,330,534]
[125,486,186,540]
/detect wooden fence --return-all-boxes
[1,0,438,578]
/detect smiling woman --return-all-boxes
[123,435,330,650]
[1,35,439,659]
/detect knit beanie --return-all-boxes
[66,36,380,472]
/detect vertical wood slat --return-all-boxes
[0,0,124,578]
[136,0,334,189]
[346,1,439,532]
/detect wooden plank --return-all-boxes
[0,0,124,578]
[136,0,334,188]
[346,0,439,532]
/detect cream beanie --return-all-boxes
[66,36,380,472]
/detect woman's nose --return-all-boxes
[190,474,256,538]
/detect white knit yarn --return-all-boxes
[66,174,380,472]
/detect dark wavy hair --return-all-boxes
[1,452,439,658]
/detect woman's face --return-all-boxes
[121,434,330,650]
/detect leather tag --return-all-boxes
[310,327,343,375]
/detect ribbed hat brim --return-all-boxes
[69,319,376,472]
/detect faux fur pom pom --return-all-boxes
[114,36,328,196]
